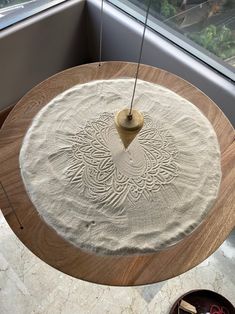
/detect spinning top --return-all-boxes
[115,109,144,149]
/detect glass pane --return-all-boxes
[0,0,66,29]
[109,0,235,80]
[0,0,33,9]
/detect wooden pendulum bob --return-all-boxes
[115,109,144,149]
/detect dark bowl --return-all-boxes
[169,289,235,314]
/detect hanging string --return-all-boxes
[129,0,152,119]
[0,181,24,229]
[99,0,104,67]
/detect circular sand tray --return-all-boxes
[0,62,235,285]
[20,78,221,255]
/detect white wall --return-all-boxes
[0,0,87,110]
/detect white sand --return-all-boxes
[19,79,221,255]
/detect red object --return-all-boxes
[210,305,229,314]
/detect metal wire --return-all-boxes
[0,181,24,229]
[129,0,152,118]
[99,0,104,67]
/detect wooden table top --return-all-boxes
[0,61,235,286]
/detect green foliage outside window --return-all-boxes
[142,0,178,18]
[160,0,177,18]
[188,25,235,60]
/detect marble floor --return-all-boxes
[0,210,234,314]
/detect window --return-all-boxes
[108,0,235,81]
[0,0,66,29]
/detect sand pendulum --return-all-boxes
[115,0,152,149]
[99,0,152,149]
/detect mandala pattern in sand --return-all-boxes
[55,112,179,211]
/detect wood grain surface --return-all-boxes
[0,61,234,286]
[0,104,14,128]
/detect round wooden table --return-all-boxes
[0,62,234,286]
